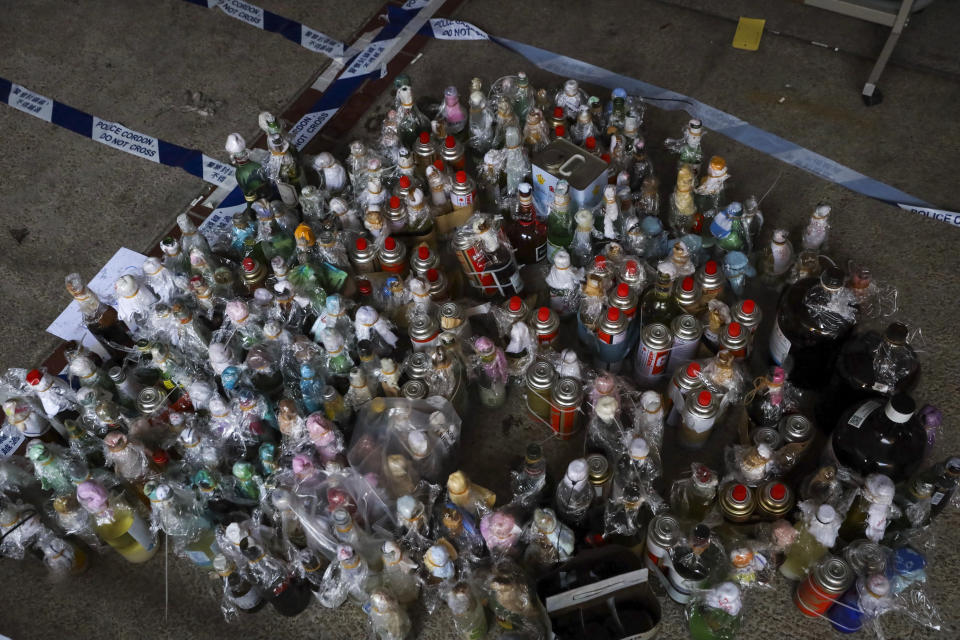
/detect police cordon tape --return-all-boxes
[0,77,238,191]
[412,13,960,228]
[200,0,446,237]
[183,0,347,59]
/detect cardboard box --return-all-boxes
[531,138,609,218]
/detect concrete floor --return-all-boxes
[1,0,959,638]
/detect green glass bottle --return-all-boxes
[225,133,270,203]
[640,269,682,327]
[546,180,575,262]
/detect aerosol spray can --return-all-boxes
[635,323,673,388]
[668,314,702,374]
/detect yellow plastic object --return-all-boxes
[733,17,766,51]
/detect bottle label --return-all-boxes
[535,241,547,263]
[871,381,891,394]
[232,586,263,610]
[509,270,524,294]
[125,512,156,551]
[931,492,945,506]
[450,189,475,209]
[0,429,26,458]
[597,328,626,346]
[847,400,883,429]
[185,549,213,567]
[769,319,791,365]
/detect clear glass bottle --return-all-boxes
[446,582,488,640]
[396,85,430,149]
[669,166,697,236]
[670,463,719,524]
[838,474,894,543]
[501,126,530,197]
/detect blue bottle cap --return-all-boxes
[891,547,926,575]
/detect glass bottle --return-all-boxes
[225,133,271,203]
[214,554,266,614]
[555,458,593,529]
[546,180,575,261]
[446,582,488,640]
[511,442,549,510]
[780,503,840,580]
[148,482,220,567]
[769,266,857,389]
[670,463,719,524]
[832,394,927,483]
[396,85,430,149]
[887,477,934,532]
[838,474,895,543]
[929,457,960,519]
[64,273,133,357]
[501,126,530,197]
[758,229,794,287]
[741,195,764,249]
[668,166,697,236]
[467,88,494,154]
[26,441,75,495]
[640,268,682,327]
[439,86,467,136]
[76,480,158,563]
[746,367,790,429]
[833,322,920,405]
[686,582,743,640]
[801,203,832,253]
[506,182,547,264]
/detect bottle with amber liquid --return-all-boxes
[507,182,547,264]
[640,269,682,327]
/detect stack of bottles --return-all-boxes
[0,71,952,640]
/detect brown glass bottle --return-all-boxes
[769,266,855,389]
[507,183,547,264]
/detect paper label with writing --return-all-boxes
[0,426,26,458]
[769,319,791,365]
[847,400,882,429]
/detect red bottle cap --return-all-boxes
[355,238,367,251]
[555,125,566,137]
[26,369,42,386]
[509,296,522,312]
[732,484,748,502]
[742,299,756,314]
[398,176,411,189]
[444,135,455,149]
[728,322,742,337]
[455,170,467,184]
[594,255,607,268]
[770,483,787,501]
[625,260,638,275]
[419,131,431,144]
[384,237,396,250]
[617,283,629,297]
[537,307,550,322]
[705,260,718,275]
[607,307,620,321]
[426,268,439,283]
[686,362,702,377]
[682,276,695,292]
[601,153,611,163]
[152,450,169,466]
[697,390,712,407]
[553,106,564,119]
[433,159,445,171]
[389,195,401,209]
[242,257,256,272]
[418,246,430,260]
[357,279,372,295]
[585,136,597,150]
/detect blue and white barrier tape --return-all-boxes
[203,0,444,235]
[0,77,237,191]
[416,16,959,227]
[183,0,347,59]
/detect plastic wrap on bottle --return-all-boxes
[0,498,46,560]
[480,507,524,558]
[725,443,776,486]
[522,507,574,572]
[482,561,547,640]
[685,582,742,640]
[603,479,664,538]
[697,350,749,412]
[847,260,899,319]
[347,397,461,502]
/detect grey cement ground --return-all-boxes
[1,0,959,638]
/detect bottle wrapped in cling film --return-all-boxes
[685,582,743,640]
[846,260,899,319]
[604,478,665,539]
[724,443,779,486]
[727,541,774,591]
[452,214,523,298]
[697,350,750,417]
[346,397,461,500]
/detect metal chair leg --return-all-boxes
[862,0,915,105]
